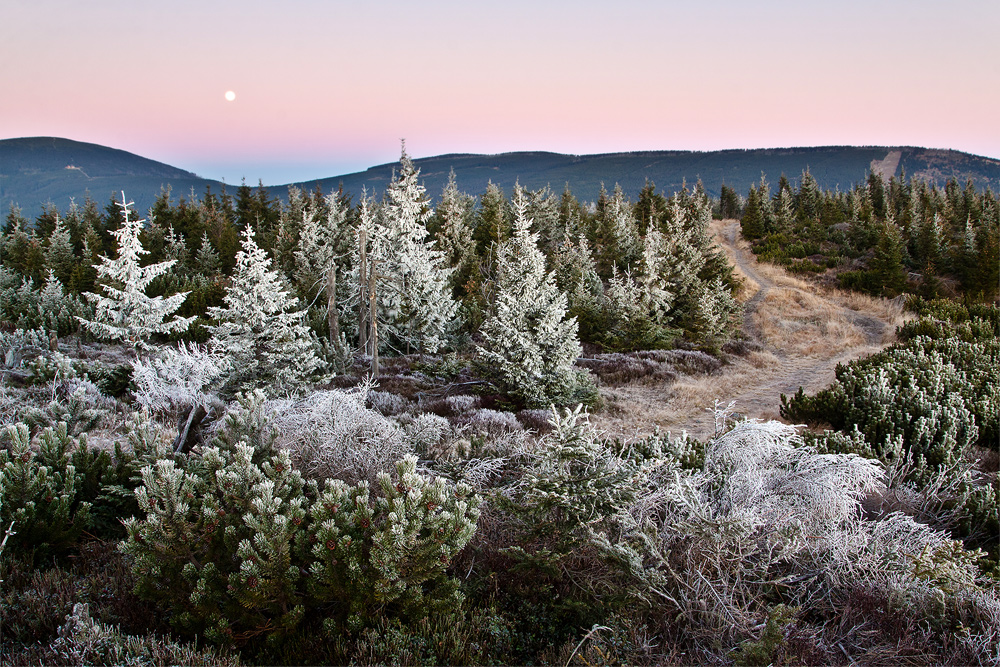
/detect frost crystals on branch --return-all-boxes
[78,191,194,350]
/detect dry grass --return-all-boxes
[591,220,906,442]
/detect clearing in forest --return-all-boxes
[591,219,906,441]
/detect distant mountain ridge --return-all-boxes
[2,137,999,216]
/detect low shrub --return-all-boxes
[119,391,482,646]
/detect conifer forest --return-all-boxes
[2,148,999,666]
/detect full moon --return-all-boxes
[224,91,236,102]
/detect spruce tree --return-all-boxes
[78,192,194,351]
[379,145,457,354]
[432,169,477,297]
[194,232,221,276]
[44,214,77,285]
[594,184,642,278]
[870,219,908,296]
[207,226,326,395]
[473,181,511,257]
[477,185,582,406]
[740,187,766,240]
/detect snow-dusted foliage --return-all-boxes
[699,420,883,532]
[477,185,583,406]
[0,268,91,336]
[595,184,643,275]
[405,412,452,450]
[570,418,998,657]
[433,169,477,292]
[552,230,602,312]
[121,392,480,642]
[44,214,76,284]
[377,146,458,354]
[293,189,349,302]
[78,192,194,349]
[131,342,229,412]
[207,226,327,395]
[268,386,411,486]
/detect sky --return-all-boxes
[3,0,998,185]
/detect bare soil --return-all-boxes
[590,220,906,442]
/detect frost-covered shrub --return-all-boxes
[659,348,724,376]
[1,423,91,560]
[121,393,481,644]
[516,408,555,433]
[19,381,108,436]
[25,349,80,384]
[444,394,480,415]
[366,389,411,416]
[783,335,999,460]
[50,603,240,667]
[1,327,50,369]
[405,413,452,451]
[578,419,999,656]
[306,455,480,630]
[0,268,91,336]
[270,388,411,486]
[131,342,228,413]
[120,392,309,643]
[466,409,523,436]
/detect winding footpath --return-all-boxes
[593,221,902,441]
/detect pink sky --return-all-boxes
[3,0,998,184]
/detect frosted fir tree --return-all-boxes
[433,169,477,293]
[78,192,194,351]
[207,226,327,395]
[477,185,582,406]
[44,213,76,285]
[194,232,220,276]
[526,185,563,257]
[379,144,457,354]
[552,229,602,313]
[774,185,796,234]
[595,184,643,276]
[293,191,349,302]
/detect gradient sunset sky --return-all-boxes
[3,0,998,184]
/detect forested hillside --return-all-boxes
[4,137,1000,217]
[1,147,998,666]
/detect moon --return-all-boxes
[224,91,236,102]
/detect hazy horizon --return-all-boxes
[4,0,998,184]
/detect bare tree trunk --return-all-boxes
[326,263,339,344]
[358,227,368,353]
[369,266,378,376]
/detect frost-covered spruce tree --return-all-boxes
[293,190,349,303]
[379,144,457,354]
[433,169,477,295]
[78,192,194,351]
[208,226,326,395]
[552,229,602,313]
[477,184,582,406]
[44,213,76,285]
[594,184,642,277]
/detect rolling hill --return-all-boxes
[2,137,998,217]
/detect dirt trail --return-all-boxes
[592,220,905,442]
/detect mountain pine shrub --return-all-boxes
[120,391,481,645]
[1,423,91,561]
